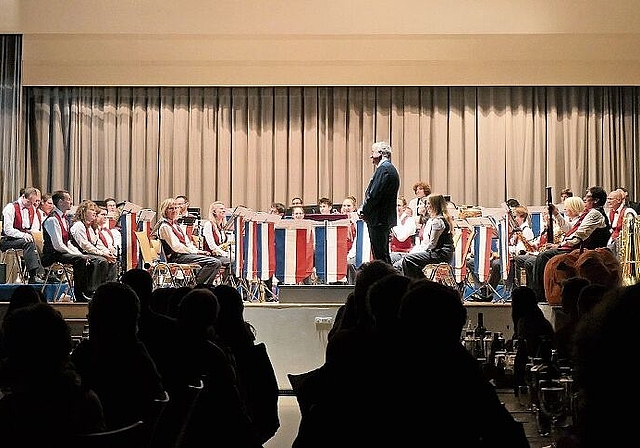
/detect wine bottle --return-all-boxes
[474,312,486,339]
[473,312,487,359]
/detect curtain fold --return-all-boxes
[0,35,22,198]
[17,86,640,215]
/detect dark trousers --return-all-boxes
[0,236,43,274]
[368,223,392,265]
[42,251,92,300]
[171,253,222,284]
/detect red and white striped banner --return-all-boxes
[472,225,493,282]
[275,220,315,284]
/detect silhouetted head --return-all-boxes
[510,286,539,327]
[3,303,72,378]
[560,276,590,317]
[353,260,397,328]
[177,288,219,340]
[577,283,610,317]
[367,273,412,332]
[4,285,45,324]
[399,279,465,344]
[88,282,141,344]
[121,268,154,308]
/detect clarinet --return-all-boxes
[546,186,554,245]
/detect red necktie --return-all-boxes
[610,210,616,225]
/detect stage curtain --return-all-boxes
[18,86,640,214]
[0,35,22,200]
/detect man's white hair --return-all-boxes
[372,141,392,157]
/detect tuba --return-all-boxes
[618,211,640,286]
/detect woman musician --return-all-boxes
[202,201,233,276]
[502,206,536,293]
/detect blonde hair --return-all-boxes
[564,196,585,215]
[159,198,176,219]
[208,201,225,223]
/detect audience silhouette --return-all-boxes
[571,283,640,448]
[213,284,280,445]
[120,268,180,392]
[174,287,262,447]
[510,285,555,390]
[70,282,165,430]
[327,260,396,340]
[0,285,45,354]
[0,303,105,448]
[394,279,529,447]
[554,276,590,365]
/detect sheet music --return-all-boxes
[454,218,473,229]
[466,216,497,230]
[121,201,143,214]
[137,208,156,222]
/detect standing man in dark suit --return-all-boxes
[358,141,400,264]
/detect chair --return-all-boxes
[73,420,146,448]
[32,230,75,301]
[0,221,29,283]
[0,247,27,283]
[151,379,204,448]
[143,390,170,448]
[422,225,476,295]
[135,231,201,289]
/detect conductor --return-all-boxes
[358,141,400,264]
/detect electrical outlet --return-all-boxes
[314,316,333,330]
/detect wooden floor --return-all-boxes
[268,390,559,448]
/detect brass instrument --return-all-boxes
[514,231,537,253]
[619,211,640,285]
[458,206,482,219]
[218,241,232,252]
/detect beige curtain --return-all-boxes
[0,35,22,198]
[18,86,640,215]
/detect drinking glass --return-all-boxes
[538,379,566,436]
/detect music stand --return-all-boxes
[137,209,156,223]
[464,216,504,302]
[121,201,143,214]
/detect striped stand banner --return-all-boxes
[119,212,139,271]
[354,220,374,268]
[274,220,315,285]
[314,219,349,283]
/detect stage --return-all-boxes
[0,283,561,390]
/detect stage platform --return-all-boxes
[0,283,562,390]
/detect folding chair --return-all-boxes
[31,231,75,301]
[422,225,476,295]
[135,231,201,289]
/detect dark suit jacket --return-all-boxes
[360,159,400,228]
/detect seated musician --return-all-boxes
[154,197,222,284]
[1,186,45,283]
[390,196,416,254]
[530,187,610,302]
[395,194,455,279]
[317,197,335,215]
[341,196,359,284]
[69,200,118,287]
[202,201,232,275]
[503,206,535,293]
[96,207,122,261]
[42,191,98,301]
